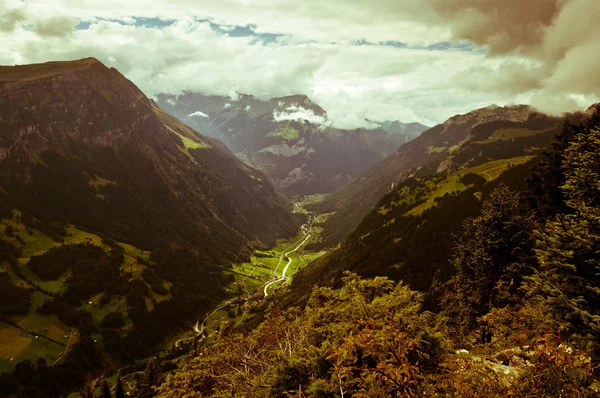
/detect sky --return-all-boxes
[1,0,598,129]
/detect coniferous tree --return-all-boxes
[136,358,160,397]
[527,106,600,220]
[444,184,536,341]
[530,123,600,358]
[78,379,94,398]
[99,380,111,398]
[115,374,125,398]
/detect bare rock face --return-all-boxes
[0,58,298,257]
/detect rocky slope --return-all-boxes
[312,105,578,246]
[156,92,428,194]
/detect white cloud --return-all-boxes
[273,105,328,126]
[0,0,596,128]
[189,110,209,118]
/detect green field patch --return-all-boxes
[2,217,57,258]
[1,261,31,288]
[89,295,128,325]
[313,212,334,224]
[426,146,447,154]
[0,327,32,372]
[266,126,300,142]
[166,125,211,150]
[465,156,534,181]
[407,175,469,216]
[17,293,59,332]
[120,242,151,261]
[64,226,104,247]
[0,321,65,373]
[405,156,534,215]
[297,194,327,207]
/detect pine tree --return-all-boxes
[527,106,600,220]
[444,184,536,341]
[78,379,94,398]
[530,123,600,357]
[99,380,111,398]
[136,358,160,397]
[115,374,125,398]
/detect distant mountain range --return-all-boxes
[156,92,429,194]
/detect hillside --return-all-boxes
[0,58,297,253]
[313,105,578,246]
[156,92,428,194]
[0,58,300,395]
[155,109,600,397]
[292,155,536,305]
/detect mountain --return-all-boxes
[0,58,301,392]
[0,58,297,254]
[374,120,429,142]
[156,92,429,194]
[311,105,575,247]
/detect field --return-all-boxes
[378,156,535,217]
[266,126,300,142]
[0,210,158,373]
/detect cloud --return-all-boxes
[431,0,561,55]
[430,0,600,115]
[33,16,80,37]
[0,2,26,33]
[0,0,597,127]
[273,105,328,126]
[189,111,209,118]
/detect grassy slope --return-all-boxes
[0,210,161,372]
[378,156,534,218]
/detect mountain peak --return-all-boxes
[444,104,532,127]
[0,57,103,82]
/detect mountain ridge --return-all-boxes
[311,104,580,247]
[156,91,429,194]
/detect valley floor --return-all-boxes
[164,196,326,351]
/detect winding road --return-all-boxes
[263,220,312,298]
[174,302,231,348]
[175,214,314,347]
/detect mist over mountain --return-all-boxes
[156,92,428,194]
